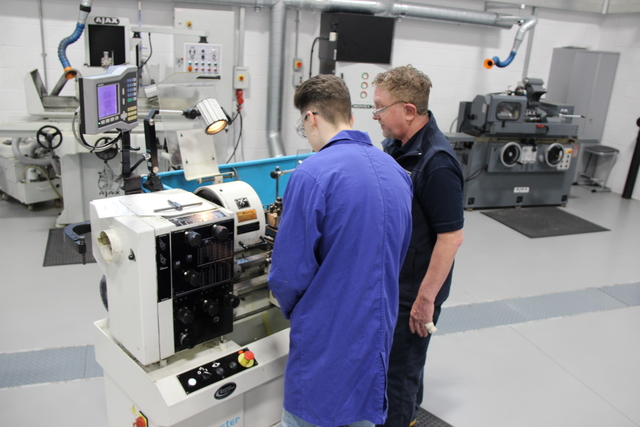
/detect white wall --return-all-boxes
[1,0,638,197]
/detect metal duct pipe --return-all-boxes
[389,3,517,28]
[266,1,288,157]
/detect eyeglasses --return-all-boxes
[372,101,406,119]
[295,111,319,140]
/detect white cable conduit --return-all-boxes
[173,0,534,157]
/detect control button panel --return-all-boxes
[177,348,258,394]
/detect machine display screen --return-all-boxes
[97,84,119,119]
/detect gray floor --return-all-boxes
[1,185,639,426]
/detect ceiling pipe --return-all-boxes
[175,0,529,157]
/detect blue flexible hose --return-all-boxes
[492,51,517,68]
[58,23,85,70]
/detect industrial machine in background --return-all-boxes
[453,78,581,210]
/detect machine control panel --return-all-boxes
[156,217,237,354]
[184,43,222,76]
[79,64,139,134]
[177,348,258,394]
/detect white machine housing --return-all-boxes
[90,189,237,365]
[195,181,266,252]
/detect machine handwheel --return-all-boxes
[545,143,565,167]
[36,125,63,150]
[500,142,521,167]
[95,139,119,161]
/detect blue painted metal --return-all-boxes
[148,153,314,206]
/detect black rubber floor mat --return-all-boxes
[482,207,609,238]
[415,407,453,427]
[43,228,96,266]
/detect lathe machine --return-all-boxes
[91,182,289,427]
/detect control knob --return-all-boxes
[179,331,197,348]
[202,299,221,317]
[184,230,202,247]
[184,269,204,287]
[225,293,240,308]
[177,307,195,325]
[212,224,229,242]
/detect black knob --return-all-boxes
[184,269,204,287]
[212,225,229,242]
[201,370,212,381]
[177,307,195,325]
[179,331,197,348]
[215,367,225,377]
[225,293,240,308]
[202,299,221,317]
[184,230,202,247]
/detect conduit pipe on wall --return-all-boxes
[176,0,533,157]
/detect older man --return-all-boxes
[372,65,464,427]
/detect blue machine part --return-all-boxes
[145,153,314,206]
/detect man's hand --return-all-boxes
[409,295,435,337]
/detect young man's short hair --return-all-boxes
[294,74,352,125]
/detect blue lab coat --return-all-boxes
[268,130,413,426]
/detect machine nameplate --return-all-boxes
[514,187,530,193]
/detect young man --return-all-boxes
[268,74,413,427]
[372,65,465,427]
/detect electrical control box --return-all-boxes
[233,66,250,89]
[184,43,222,77]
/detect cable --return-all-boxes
[72,107,122,152]
[21,164,62,199]
[226,109,243,164]
[465,164,487,182]
[309,37,322,79]
[139,32,153,71]
[449,117,458,133]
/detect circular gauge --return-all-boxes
[545,143,565,167]
[500,142,521,167]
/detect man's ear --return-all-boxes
[403,103,418,121]
[308,110,319,130]
[349,115,354,127]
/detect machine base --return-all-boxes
[94,310,289,427]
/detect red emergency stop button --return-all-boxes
[238,350,255,368]
[133,413,148,427]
